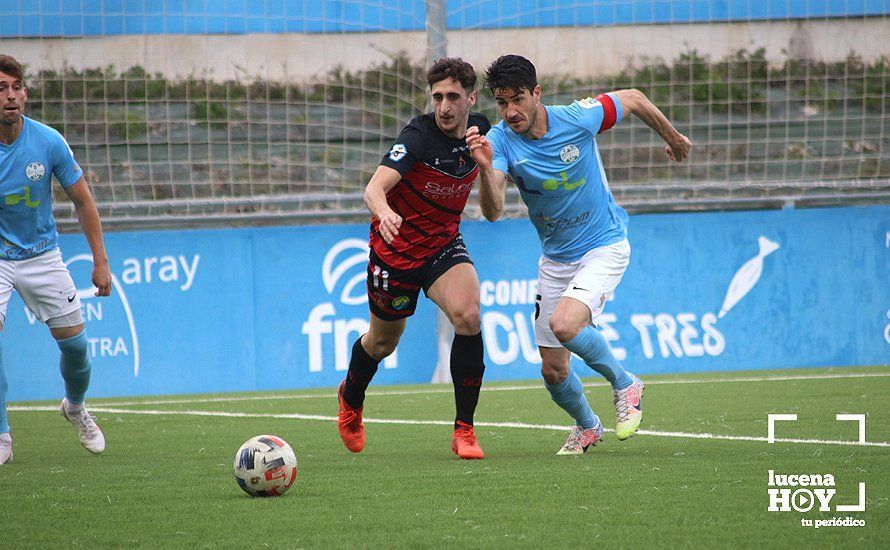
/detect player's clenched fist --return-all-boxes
[377,210,402,244]
[465,126,493,168]
[665,134,692,162]
[93,263,112,296]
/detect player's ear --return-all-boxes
[467,89,477,107]
[532,85,542,102]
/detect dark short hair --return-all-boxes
[0,54,24,83]
[427,57,477,91]
[484,54,537,95]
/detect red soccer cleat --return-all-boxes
[337,380,365,453]
[451,420,484,460]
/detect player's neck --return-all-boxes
[441,120,468,140]
[0,117,23,145]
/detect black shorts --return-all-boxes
[367,234,473,321]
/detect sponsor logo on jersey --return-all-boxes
[389,143,408,162]
[25,162,45,181]
[560,144,580,163]
[541,211,590,233]
[578,97,600,109]
[424,181,473,200]
[542,171,586,191]
[4,186,40,208]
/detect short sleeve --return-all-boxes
[51,130,83,188]
[486,126,509,174]
[568,93,624,135]
[595,92,622,133]
[379,126,424,176]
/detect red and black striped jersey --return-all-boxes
[370,111,491,270]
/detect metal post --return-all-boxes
[425,0,447,67]
[431,309,454,384]
[427,0,451,377]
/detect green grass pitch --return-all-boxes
[3,366,888,548]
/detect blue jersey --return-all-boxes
[487,93,628,263]
[0,116,83,260]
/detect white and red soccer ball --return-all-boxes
[233,435,298,497]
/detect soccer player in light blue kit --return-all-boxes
[467,55,691,454]
[0,55,112,464]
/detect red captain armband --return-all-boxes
[595,93,618,134]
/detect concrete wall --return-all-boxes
[2,18,887,81]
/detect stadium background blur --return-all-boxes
[2,0,887,230]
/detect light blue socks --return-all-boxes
[57,330,91,404]
[544,370,600,429]
[563,326,632,390]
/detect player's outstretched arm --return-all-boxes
[64,178,111,296]
[364,165,403,243]
[611,89,692,162]
[466,126,506,222]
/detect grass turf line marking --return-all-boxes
[28,371,890,408]
[9,405,890,448]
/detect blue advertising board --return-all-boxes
[3,205,889,401]
[464,206,890,381]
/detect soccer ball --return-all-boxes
[233,435,298,497]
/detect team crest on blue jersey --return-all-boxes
[389,144,408,162]
[25,162,46,181]
[578,97,600,109]
[560,145,580,163]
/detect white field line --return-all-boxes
[9,405,890,448]
[27,371,890,408]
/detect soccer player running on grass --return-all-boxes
[0,54,111,465]
[466,55,691,455]
[337,58,490,459]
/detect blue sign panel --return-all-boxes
[463,206,890,381]
[3,205,888,401]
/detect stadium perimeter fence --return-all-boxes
[0,1,888,230]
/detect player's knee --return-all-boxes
[450,305,481,335]
[540,363,568,386]
[549,315,583,343]
[364,335,398,361]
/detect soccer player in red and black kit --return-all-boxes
[337,58,491,460]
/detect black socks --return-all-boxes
[450,332,485,428]
[343,337,380,409]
